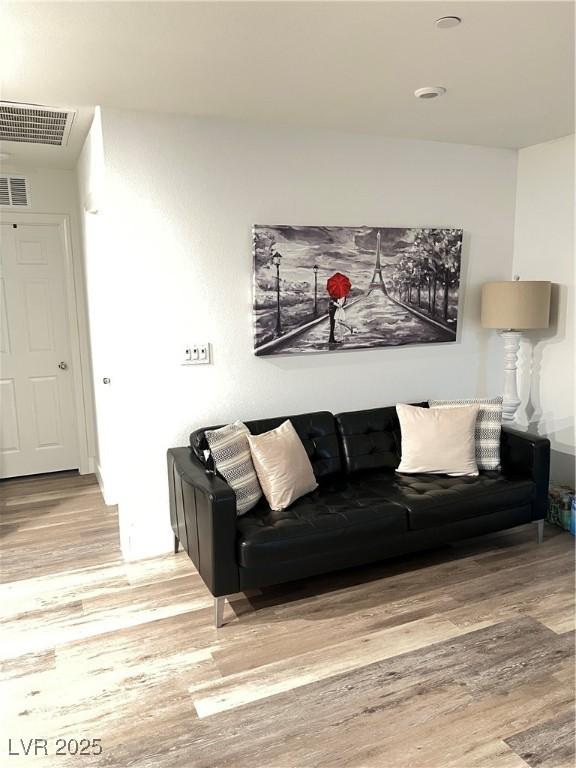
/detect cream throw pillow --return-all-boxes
[247,420,318,511]
[396,403,480,476]
[429,397,503,471]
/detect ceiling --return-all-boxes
[0,1,573,169]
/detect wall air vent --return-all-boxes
[0,175,30,207]
[0,102,75,146]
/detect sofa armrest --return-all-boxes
[167,447,239,597]
[500,427,550,519]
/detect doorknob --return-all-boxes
[57,361,68,370]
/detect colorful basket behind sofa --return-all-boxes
[547,484,575,535]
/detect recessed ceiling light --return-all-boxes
[414,86,447,100]
[435,16,462,29]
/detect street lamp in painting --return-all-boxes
[313,264,319,317]
[272,251,282,337]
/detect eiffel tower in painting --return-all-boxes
[368,229,388,295]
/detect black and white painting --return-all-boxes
[253,225,463,355]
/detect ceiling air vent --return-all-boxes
[0,175,30,207]
[0,102,75,146]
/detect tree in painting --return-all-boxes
[391,228,462,324]
[252,225,463,355]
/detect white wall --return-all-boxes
[0,163,97,472]
[83,109,518,558]
[76,109,124,508]
[513,134,575,486]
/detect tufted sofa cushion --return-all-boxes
[236,472,536,567]
[236,477,407,568]
[336,403,428,474]
[356,471,535,530]
[191,411,341,480]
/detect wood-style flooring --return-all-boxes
[1,472,574,767]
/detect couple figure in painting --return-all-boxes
[327,272,358,344]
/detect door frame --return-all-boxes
[1,211,94,475]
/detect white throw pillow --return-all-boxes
[205,421,262,516]
[428,397,503,471]
[396,403,480,476]
[247,420,318,511]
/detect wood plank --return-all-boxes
[505,709,576,768]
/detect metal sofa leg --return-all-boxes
[174,534,180,554]
[215,596,225,628]
[535,519,544,544]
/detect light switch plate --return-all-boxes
[182,343,212,365]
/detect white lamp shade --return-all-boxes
[481,281,551,330]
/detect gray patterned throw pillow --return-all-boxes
[205,421,262,515]
[428,397,503,471]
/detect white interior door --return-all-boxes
[0,222,79,478]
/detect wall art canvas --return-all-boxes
[253,225,463,356]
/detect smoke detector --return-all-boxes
[0,102,75,146]
[414,86,447,100]
[435,16,462,29]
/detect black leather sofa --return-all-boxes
[167,405,550,627]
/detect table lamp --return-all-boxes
[481,279,551,421]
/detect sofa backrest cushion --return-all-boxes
[336,403,428,474]
[190,411,341,480]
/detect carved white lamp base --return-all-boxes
[500,330,522,421]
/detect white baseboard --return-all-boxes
[79,456,96,475]
[95,464,118,507]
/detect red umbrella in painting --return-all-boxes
[326,272,352,299]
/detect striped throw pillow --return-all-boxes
[428,397,503,471]
[205,421,262,515]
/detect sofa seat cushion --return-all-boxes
[236,478,408,568]
[357,471,535,530]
